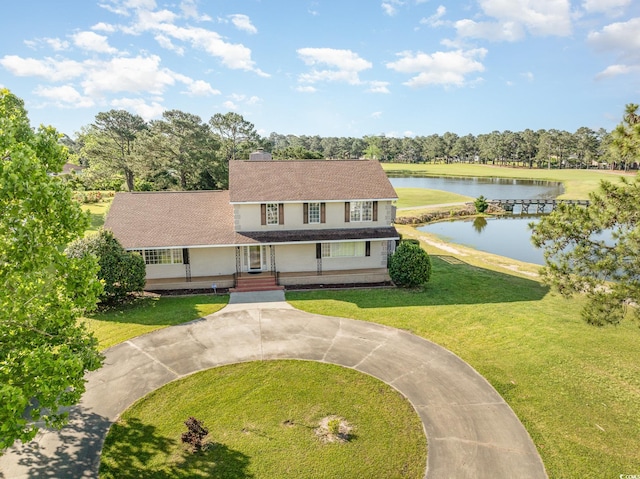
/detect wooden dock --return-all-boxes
[488,199,590,214]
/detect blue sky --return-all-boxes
[1,0,639,138]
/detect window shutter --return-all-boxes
[261,204,266,225]
[365,241,371,257]
[303,203,308,224]
[344,202,350,222]
[182,248,190,264]
[279,203,285,225]
[373,201,378,221]
[316,243,322,259]
[320,203,326,223]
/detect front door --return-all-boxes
[247,245,263,272]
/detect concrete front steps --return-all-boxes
[230,273,284,293]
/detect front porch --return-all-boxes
[144,268,391,292]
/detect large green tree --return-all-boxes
[531,104,640,326]
[0,89,103,451]
[82,110,149,191]
[143,110,222,190]
[209,112,259,162]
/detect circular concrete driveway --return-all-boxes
[0,296,547,479]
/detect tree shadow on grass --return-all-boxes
[289,256,550,308]
[100,417,253,479]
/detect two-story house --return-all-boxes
[104,156,399,291]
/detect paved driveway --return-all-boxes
[0,293,547,478]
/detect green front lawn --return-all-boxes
[84,295,228,350]
[287,257,640,478]
[81,197,113,235]
[100,361,426,479]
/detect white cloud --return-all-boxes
[386,48,487,87]
[91,22,117,33]
[0,55,84,81]
[81,55,179,96]
[589,17,640,77]
[296,85,317,93]
[180,0,211,21]
[371,111,383,119]
[382,0,404,16]
[521,71,534,81]
[297,48,372,85]
[183,79,220,96]
[72,31,118,54]
[456,0,572,41]
[582,0,630,15]
[367,81,390,93]
[34,84,95,108]
[228,14,257,34]
[154,34,185,55]
[110,97,165,120]
[421,6,447,27]
[222,100,238,110]
[45,38,70,51]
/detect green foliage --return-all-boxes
[474,195,489,213]
[66,229,146,304]
[0,89,103,451]
[388,241,432,287]
[531,176,640,326]
[327,418,341,436]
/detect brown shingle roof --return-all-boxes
[229,159,397,203]
[104,191,235,249]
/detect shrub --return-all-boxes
[474,195,489,213]
[181,417,209,453]
[388,241,432,287]
[65,229,146,304]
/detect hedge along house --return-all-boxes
[104,156,399,291]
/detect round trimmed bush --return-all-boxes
[388,241,432,287]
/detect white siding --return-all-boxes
[273,241,388,273]
[189,247,237,277]
[233,200,395,231]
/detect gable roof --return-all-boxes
[104,190,235,249]
[229,159,397,203]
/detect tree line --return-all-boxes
[63,106,640,193]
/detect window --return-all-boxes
[304,202,325,224]
[321,241,367,258]
[131,248,183,265]
[308,202,321,224]
[266,203,279,225]
[261,203,284,225]
[349,201,374,222]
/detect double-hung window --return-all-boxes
[266,203,279,225]
[261,203,284,225]
[308,202,321,224]
[350,201,373,222]
[319,241,370,258]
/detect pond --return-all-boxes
[389,176,563,199]
[417,216,545,265]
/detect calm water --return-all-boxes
[418,217,545,264]
[389,176,563,199]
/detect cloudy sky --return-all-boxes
[1,0,638,138]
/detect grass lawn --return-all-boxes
[394,187,472,209]
[81,197,114,235]
[100,361,426,479]
[83,295,228,350]
[287,250,640,478]
[383,163,634,199]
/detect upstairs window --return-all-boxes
[266,203,279,225]
[261,203,284,225]
[350,201,373,222]
[304,202,325,224]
